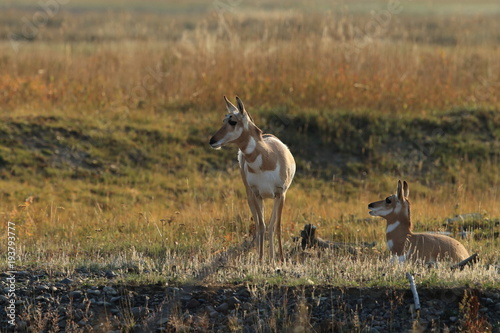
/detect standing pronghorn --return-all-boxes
[209,96,296,262]
[368,180,469,263]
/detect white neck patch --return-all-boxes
[386,221,400,233]
[394,202,402,214]
[244,136,256,155]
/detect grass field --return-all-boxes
[0,0,499,330]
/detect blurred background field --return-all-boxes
[0,0,498,284]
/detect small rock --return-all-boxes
[206,305,218,318]
[76,302,87,310]
[131,307,147,318]
[69,291,83,298]
[227,296,241,308]
[105,271,118,279]
[158,317,169,326]
[244,311,257,325]
[216,302,229,314]
[36,285,50,291]
[103,286,117,295]
[78,319,88,327]
[59,278,74,285]
[0,295,8,303]
[16,320,27,330]
[110,296,122,303]
[449,316,458,322]
[241,302,253,311]
[35,295,48,302]
[58,320,67,329]
[187,298,200,309]
[482,297,494,304]
[14,271,30,277]
[87,289,101,296]
[236,288,251,299]
[416,319,429,329]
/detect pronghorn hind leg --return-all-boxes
[268,203,277,262]
[248,188,265,261]
[269,191,285,262]
[275,194,285,262]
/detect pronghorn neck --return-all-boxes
[235,123,264,158]
[385,200,413,255]
[236,123,281,175]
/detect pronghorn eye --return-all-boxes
[228,119,237,126]
[385,197,392,204]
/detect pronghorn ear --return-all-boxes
[403,181,409,199]
[235,96,254,122]
[235,96,246,115]
[397,180,404,200]
[224,96,238,114]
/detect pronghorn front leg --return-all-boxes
[269,189,285,262]
[248,187,265,261]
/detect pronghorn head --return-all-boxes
[368,180,410,219]
[209,96,253,149]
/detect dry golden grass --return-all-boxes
[2,172,498,285]
[1,1,499,113]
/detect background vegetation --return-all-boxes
[0,0,499,289]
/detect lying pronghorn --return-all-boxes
[209,96,296,262]
[368,180,469,263]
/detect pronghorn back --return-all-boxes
[408,233,469,262]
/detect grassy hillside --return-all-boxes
[1,108,499,192]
